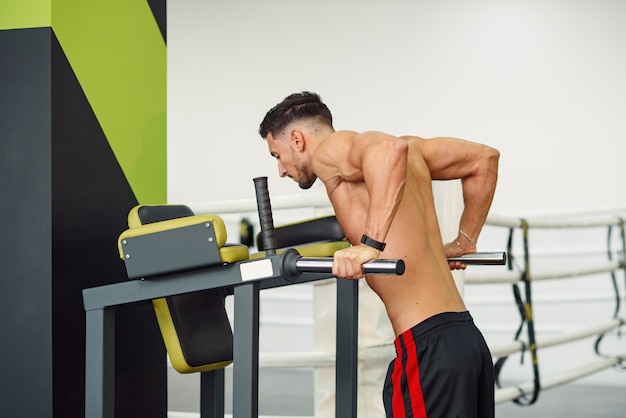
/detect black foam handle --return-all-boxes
[294,257,405,275]
[253,177,278,254]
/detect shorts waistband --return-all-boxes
[395,311,473,353]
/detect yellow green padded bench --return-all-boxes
[117,205,348,373]
[86,177,494,418]
[84,177,409,418]
[251,215,349,259]
[118,205,250,373]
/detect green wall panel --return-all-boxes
[52,0,166,204]
[0,0,51,29]
[1,0,165,204]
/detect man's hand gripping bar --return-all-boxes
[280,252,505,279]
[253,177,505,281]
[253,177,405,281]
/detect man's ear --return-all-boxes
[289,129,305,151]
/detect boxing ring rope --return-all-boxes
[188,191,333,214]
[184,192,626,412]
[486,213,625,405]
[254,318,625,368]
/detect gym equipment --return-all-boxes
[121,204,240,373]
[83,176,404,418]
[83,176,505,418]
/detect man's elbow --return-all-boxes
[395,138,410,157]
[384,136,409,163]
[483,145,500,172]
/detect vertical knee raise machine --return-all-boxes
[83,177,505,418]
[83,177,405,418]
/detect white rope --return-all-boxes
[180,193,626,408]
[186,191,332,215]
[528,260,622,281]
[257,318,624,369]
[259,351,336,368]
[184,193,625,228]
[464,270,521,285]
[494,356,624,404]
[486,213,625,229]
[167,354,624,417]
[489,318,625,358]
[464,260,623,285]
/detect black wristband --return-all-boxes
[361,234,386,251]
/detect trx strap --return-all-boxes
[493,220,541,405]
[593,218,626,370]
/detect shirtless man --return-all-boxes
[259,92,499,418]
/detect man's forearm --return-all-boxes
[457,148,499,244]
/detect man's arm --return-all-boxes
[353,131,408,247]
[315,131,409,279]
[419,136,500,259]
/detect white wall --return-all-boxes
[167,0,626,392]
[168,0,626,215]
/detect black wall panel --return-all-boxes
[0,27,167,418]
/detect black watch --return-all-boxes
[361,234,386,251]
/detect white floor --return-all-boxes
[167,366,626,418]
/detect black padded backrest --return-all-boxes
[136,204,194,224]
[167,291,233,367]
[131,204,234,371]
[256,215,345,251]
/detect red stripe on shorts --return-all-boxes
[391,331,428,417]
[391,337,407,416]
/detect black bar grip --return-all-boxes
[253,177,277,254]
[294,257,405,275]
[447,252,507,265]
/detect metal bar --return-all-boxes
[447,252,506,265]
[84,308,115,418]
[335,279,359,418]
[83,254,307,312]
[82,263,243,311]
[294,253,503,276]
[259,272,336,290]
[200,369,225,418]
[232,282,260,418]
[295,257,405,275]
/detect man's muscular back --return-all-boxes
[316,133,466,336]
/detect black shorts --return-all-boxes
[383,311,494,418]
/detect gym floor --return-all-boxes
[167,367,625,417]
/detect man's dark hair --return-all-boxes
[259,91,333,138]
